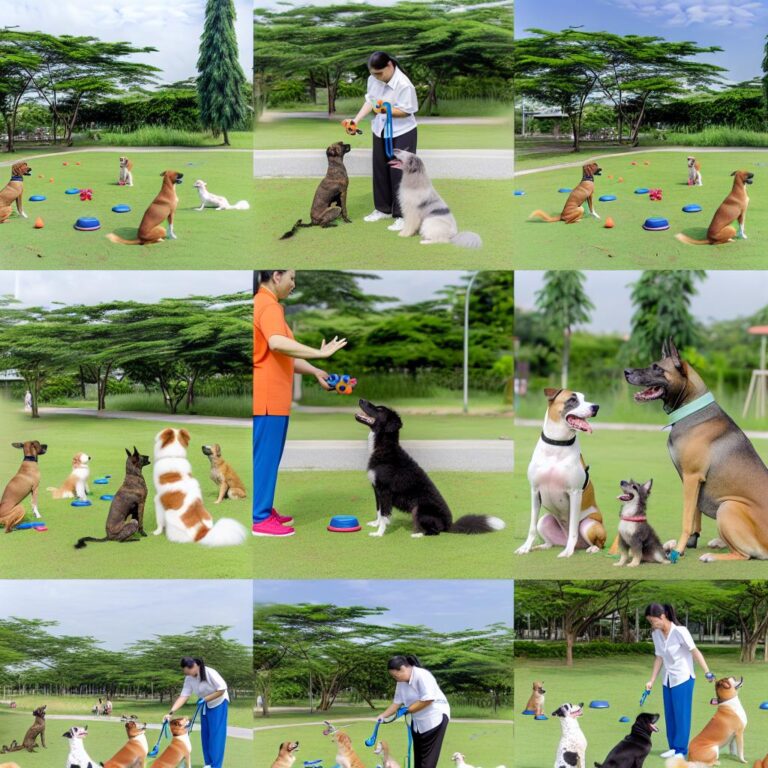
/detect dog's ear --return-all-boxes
[731,170,737,176]
[62,730,72,737]
[133,446,139,456]
[666,338,683,371]
[642,478,653,494]
[383,412,403,433]
[12,442,23,449]
[178,429,191,448]
[126,447,132,457]
[544,388,561,403]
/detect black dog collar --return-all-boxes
[23,456,38,462]
[540,432,576,447]
[581,174,593,182]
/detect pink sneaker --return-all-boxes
[252,518,295,537]
[270,508,294,524]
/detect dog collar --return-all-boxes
[621,516,647,523]
[665,392,716,428]
[540,432,576,447]
[582,174,593,182]
[10,175,24,181]
[23,456,37,462]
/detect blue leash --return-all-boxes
[148,721,169,757]
[382,102,394,159]
[403,712,412,768]
[188,699,206,731]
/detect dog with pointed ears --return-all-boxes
[529,163,602,224]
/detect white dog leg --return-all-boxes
[167,223,177,240]
[369,514,390,538]
[367,510,382,528]
[559,490,582,558]
[516,486,541,554]
[153,496,165,535]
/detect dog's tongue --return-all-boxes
[617,493,632,502]
[566,415,592,433]
[650,723,659,732]
[634,386,664,402]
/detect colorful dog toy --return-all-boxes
[327,515,362,533]
[33,217,44,229]
[79,188,93,201]
[642,217,669,232]
[342,119,362,136]
[325,374,357,395]
[15,521,47,530]
[649,188,662,201]
[639,689,650,706]
[374,100,394,158]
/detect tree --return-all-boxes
[535,271,594,388]
[0,30,40,152]
[198,0,250,145]
[763,34,768,122]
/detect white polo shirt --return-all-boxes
[366,67,419,138]
[181,665,229,709]
[394,666,450,733]
[652,625,696,688]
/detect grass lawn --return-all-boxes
[257,471,514,579]
[254,178,512,267]
[255,118,514,150]
[255,708,512,768]
[0,150,253,269]
[0,407,251,579]
[511,425,768,580]
[512,150,768,268]
[514,653,768,768]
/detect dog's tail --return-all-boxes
[280,220,313,240]
[227,488,247,500]
[666,756,696,768]
[528,209,561,222]
[451,231,483,249]
[74,536,112,549]
[674,233,710,246]
[0,741,22,753]
[47,486,64,499]
[106,233,141,245]
[227,200,250,210]
[451,515,506,534]
[594,763,603,768]
[198,517,248,547]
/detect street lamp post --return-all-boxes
[463,271,480,414]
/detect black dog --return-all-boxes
[355,399,506,537]
[594,712,659,768]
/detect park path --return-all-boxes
[255,716,512,731]
[261,112,511,125]
[39,407,250,428]
[0,146,251,167]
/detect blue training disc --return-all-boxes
[634,187,650,194]
[29,195,46,202]
[74,217,100,231]
[100,494,115,501]
[513,190,525,196]
[112,204,131,213]
[65,188,80,194]
[590,700,610,709]
[599,194,617,202]
[682,204,702,213]
[71,499,92,507]
[558,187,572,193]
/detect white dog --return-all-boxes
[47,452,90,501]
[192,180,250,211]
[553,703,587,768]
[152,427,246,547]
[687,156,702,186]
[118,156,134,187]
[63,725,97,768]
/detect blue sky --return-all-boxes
[516,0,768,83]
[253,580,514,630]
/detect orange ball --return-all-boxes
[62,162,68,166]
[49,178,54,183]
[33,217,44,229]
[604,217,615,229]
[630,161,637,166]
[75,162,81,166]
[608,174,614,180]
[618,177,624,182]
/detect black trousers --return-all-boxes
[412,714,449,768]
[372,126,418,218]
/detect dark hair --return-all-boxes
[644,603,681,625]
[180,656,208,683]
[387,654,422,670]
[368,51,405,77]
[254,270,288,293]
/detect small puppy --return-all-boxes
[201,444,247,503]
[192,180,249,210]
[102,717,147,768]
[615,479,670,567]
[687,156,702,186]
[595,712,659,768]
[375,741,401,768]
[271,741,299,768]
[119,157,134,186]
[150,717,191,768]
[525,681,546,717]
[63,725,97,768]
[389,149,482,247]
[48,453,90,500]
[552,703,587,768]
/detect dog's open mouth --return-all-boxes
[649,722,659,733]
[388,159,403,170]
[570,706,583,717]
[355,411,376,426]
[565,414,592,433]
[634,386,665,402]
[617,493,633,502]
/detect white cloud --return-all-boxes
[610,0,764,27]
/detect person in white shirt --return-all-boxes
[378,655,450,768]
[644,603,715,759]
[165,657,230,768]
[346,51,419,233]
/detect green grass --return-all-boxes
[515,653,768,768]
[259,703,512,722]
[87,128,253,149]
[270,97,514,118]
[0,150,253,269]
[255,710,512,768]
[514,140,638,171]
[512,150,768,268]
[254,178,512,266]
[511,425,768,580]
[0,405,251,579]
[663,127,768,148]
[254,117,514,150]
[258,471,513,579]
[55,394,252,420]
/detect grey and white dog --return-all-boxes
[615,479,670,567]
[389,149,482,248]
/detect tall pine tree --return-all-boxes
[197,0,249,145]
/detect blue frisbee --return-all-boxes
[29,195,46,202]
[100,494,115,501]
[327,515,361,532]
[599,194,617,202]
[759,702,768,710]
[558,187,572,193]
[642,217,670,232]
[619,716,631,723]
[590,700,610,709]
[634,188,650,194]
[534,715,549,721]
[74,217,100,231]
[65,187,80,195]
[513,190,525,196]
[94,478,109,485]
[682,204,702,213]
[71,499,92,507]
[15,521,46,530]
[112,204,131,213]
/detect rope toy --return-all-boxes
[365,707,412,768]
[375,101,395,159]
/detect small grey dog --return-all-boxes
[615,479,669,567]
[389,149,482,248]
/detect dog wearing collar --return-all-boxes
[102,717,147,768]
[626,338,768,561]
[552,703,587,768]
[0,441,47,531]
[0,162,32,223]
[118,157,134,187]
[517,389,606,558]
[687,156,702,186]
[615,479,670,567]
[529,163,602,224]
[63,726,97,768]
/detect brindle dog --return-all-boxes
[1,705,46,753]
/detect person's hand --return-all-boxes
[314,369,332,390]
[319,337,347,358]
[376,712,388,722]
[645,681,653,691]
[705,672,715,682]
[163,713,172,722]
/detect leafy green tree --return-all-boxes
[0,30,41,152]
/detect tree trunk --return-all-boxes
[565,631,574,666]
[561,326,571,388]
[223,126,230,146]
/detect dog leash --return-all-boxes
[380,102,394,159]
[187,699,206,732]
[148,721,169,757]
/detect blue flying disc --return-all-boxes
[94,478,109,485]
[619,716,631,723]
[74,217,100,231]
[513,190,525,196]
[100,494,115,501]
[558,187,572,193]
[634,187,650,194]
[29,195,46,202]
[642,217,669,232]
[327,515,361,532]
[590,700,610,709]
[682,204,702,213]
[15,521,46,530]
[759,702,768,710]
[65,187,80,195]
[599,194,617,202]
[71,499,92,507]
[112,204,131,213]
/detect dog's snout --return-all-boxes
[591,405,599,415]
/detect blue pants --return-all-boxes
[253,416,290,523]
[201,699,228,768]
[663,677,695,755]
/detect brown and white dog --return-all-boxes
[525,681,546,718]
[0,441,47,531]
[687,156,702,187]
[150,718,191,768]
[153,428,247,546]
[375,740,401,768]
[517,389,606,558]
[676,170,753,245]
[106,170,183,245]
[0,162,32,223]
[529,163,602,224]
[47,452,90,500]
[271,741,300,768]
[102,718,147,768]
[323,725,365,768]
[201,444,247,503]
[666,677,746,768]
[119,157,134,187]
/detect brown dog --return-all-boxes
[202,444,246,503]
[525,681,546,718]
[754,756,768,768]
[625,338,768,561]
[102,718,148,768]
[281,142,351,238]
[676,170,753,245]
[0,441,47,532]
[119,156,134,186]
[529,163,602,223]
[0,162,32,223]
[150,718,190,768]
[271,741,300,768]
[0,762,22,768]
[330,731,365,768]
[106,170,183,245]
[0,705,46,753]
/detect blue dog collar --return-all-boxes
[665,392,716,428]
[10,175,24,181]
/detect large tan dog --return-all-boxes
[150,718,190,768]
[0,441,47,532]
[0,762,21,767]
[524,681,546,718]
[667,677,746,768]
[529,163,602,223]
[754,756,768,768]
[323,724,365,768]
[0,162,32,223]
[676,170,753,245]
[102,718,147,768]
[47,452,90,500]
[201,444,246,503]
[271,741,299,768]
[106,170,183,245]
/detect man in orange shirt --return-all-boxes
[253,270,347,536]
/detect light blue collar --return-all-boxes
[665,392,715,428]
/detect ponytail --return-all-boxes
[368,51,406,79]
[387,654,422,671]
[180,656,208,683]
[255,270,287,291]
[644,602,681,626]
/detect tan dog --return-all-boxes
[47,452,90,500]
[0,162,32,223]
[529,163,602,223]
[374,740,401,768]
[0,762,22,767]
[0,441,47,531]
[119,156,134,187]
[525,681,546,718]
[676,170,753,245]
[201,444,246,503]
[687,156,702,186]
[667,677,746,768]
[330,731,365,768]
[102,718,148,768]
[106,170,183,245]
[151,718,190,768]
[754,756,768,768]
[271,741,300,768]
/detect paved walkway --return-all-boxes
[0,147,250,167]
[255,715,511,731]
[39,407,250,428]
[260,112,511,125]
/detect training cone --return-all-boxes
[49,178,54,183]
[604,217,615,229]
[618,177,624,183]
[33,217,44,229]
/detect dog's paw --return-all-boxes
[707,537,726,549]
[411,533,424,539]
[557,548,575,558]
[699,553,716,563]
[369,531,384,538]
[585,545,599,554]
[367,519,380,527]
[613,561,624,567]
[152,528,163,536]
[21,212,28,219]
[515,545,531,555]
[626,561,640,568]
[663,539,677,551]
